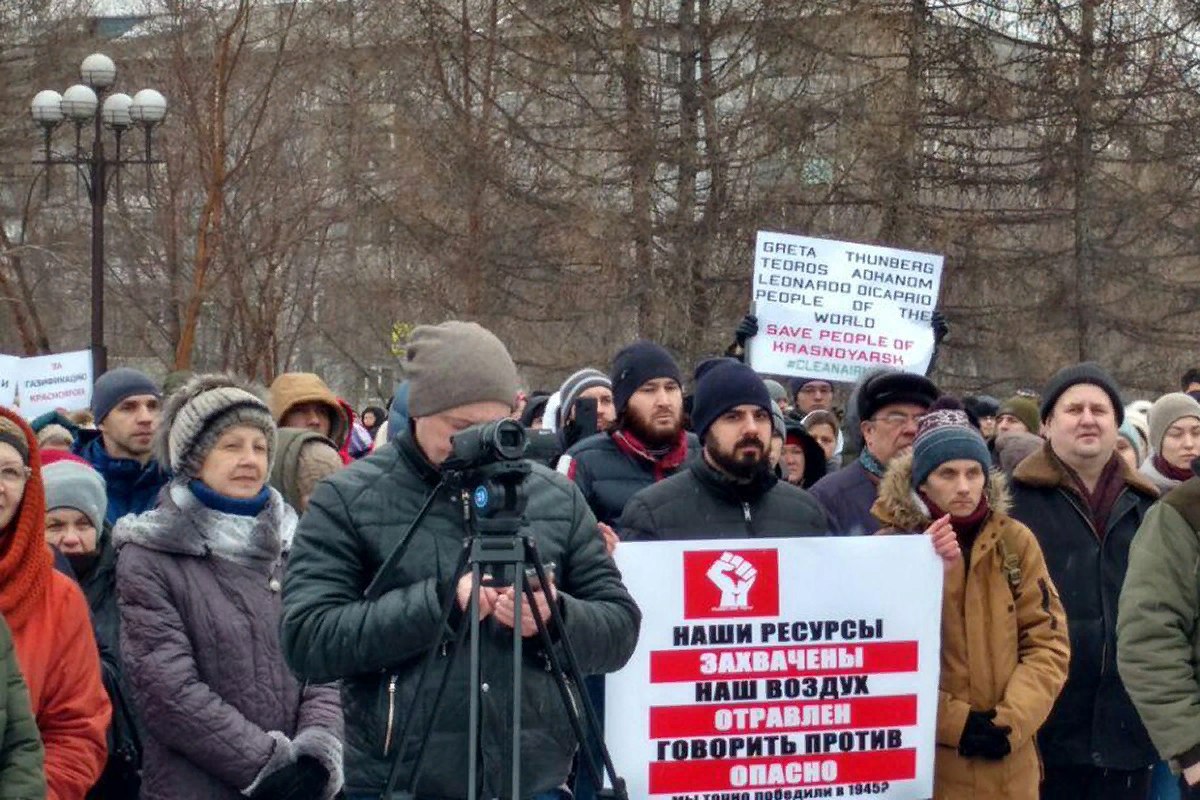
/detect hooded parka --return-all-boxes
[873,453,1070,800]
[0,407,111,800]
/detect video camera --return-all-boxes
[442,418,562,474]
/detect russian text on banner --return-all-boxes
[606,536,942,800]
[14,350,94,419]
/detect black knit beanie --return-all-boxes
[1040,362,1124,426]
[610,341,682,415]
[692,360,773,441]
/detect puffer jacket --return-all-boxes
[1009,443,1158,770]
[114,482,343,800]
[618,456,828,541]
[873,453,1070,799]
[0,613,45,798]
[281,431,641,799]
[557,429,698,525]
[1118,477,1200,770]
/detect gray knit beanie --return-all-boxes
[405,321,519,418]
[92,367,160,424]
[156,374,277,478]
[1148,392,1200,455]
[42,459,107,533]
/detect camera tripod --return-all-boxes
[370,460,628,800]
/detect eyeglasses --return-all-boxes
[0,465,31,487]
[871,412,923,427]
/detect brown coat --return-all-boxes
[872,453,1070,800]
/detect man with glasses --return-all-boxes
[809,369,939,535]
[790,378,835,415]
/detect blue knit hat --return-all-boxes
[92,367,161,424]
[692,360,773,441]
[610,341,682,415]
[911,409,992,488]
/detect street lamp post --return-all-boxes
[31,53,166,376]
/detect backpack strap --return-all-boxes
[994,529,1022,596]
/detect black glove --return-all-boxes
[957,709,1011,761]
[248,755,330,800]
[931,310,949,343]
[734,314,759,346]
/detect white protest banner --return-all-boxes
[0,355,19,407]
[607,536,942,800]
[15,350,94,420]
[746,231,944,382]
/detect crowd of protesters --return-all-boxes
[1,315,1199,800]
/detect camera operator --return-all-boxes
[280,321,641,800]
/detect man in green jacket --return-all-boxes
[280,321,641,800]
[1118,461,1200,799]
[0,613,44,796]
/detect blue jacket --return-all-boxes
[808,461,882,536]
[75,432,169,525]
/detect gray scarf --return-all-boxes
[114,481,296,571]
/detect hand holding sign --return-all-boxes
[707,552,757,610]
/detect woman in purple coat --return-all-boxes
[114,375,342,800]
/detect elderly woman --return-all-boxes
[0,408,110,799]
[114,375,342,800]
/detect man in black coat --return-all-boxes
[1008,362,1158,800]
[620,359,829,541]
[557,341,699,530]
[282,321,640,800]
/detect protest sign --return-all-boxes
[15,350,93,420]
[607,536,942,800]
[746,231,944,382]
[0,355,18,407]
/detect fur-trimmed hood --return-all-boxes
[1012,441,1159,499]
[872,450,1011,532]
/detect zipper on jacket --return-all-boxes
[742,502,757,537]
[383,675,398,755]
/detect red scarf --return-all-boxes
[1153,454,1194,483]
[920,492,990,569]
[0,410,53,631]
[612,429,689,481]
[1058,453,1127,539]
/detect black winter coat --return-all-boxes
[618,458,830,541]
[78,530,142,799]
[1009,444,1158,771]
[559,431,699,525]
[281,431,642,799]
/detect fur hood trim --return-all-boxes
[872,451,1011,532]
[113,480,296,570]
[1012,441,1159,498]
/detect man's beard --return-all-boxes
[707,437,770,481]
[622,405,682,449]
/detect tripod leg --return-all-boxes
[468,560,483,800]
[511,566,526,800]
[522,548,628,799]
[379,540,470,799]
